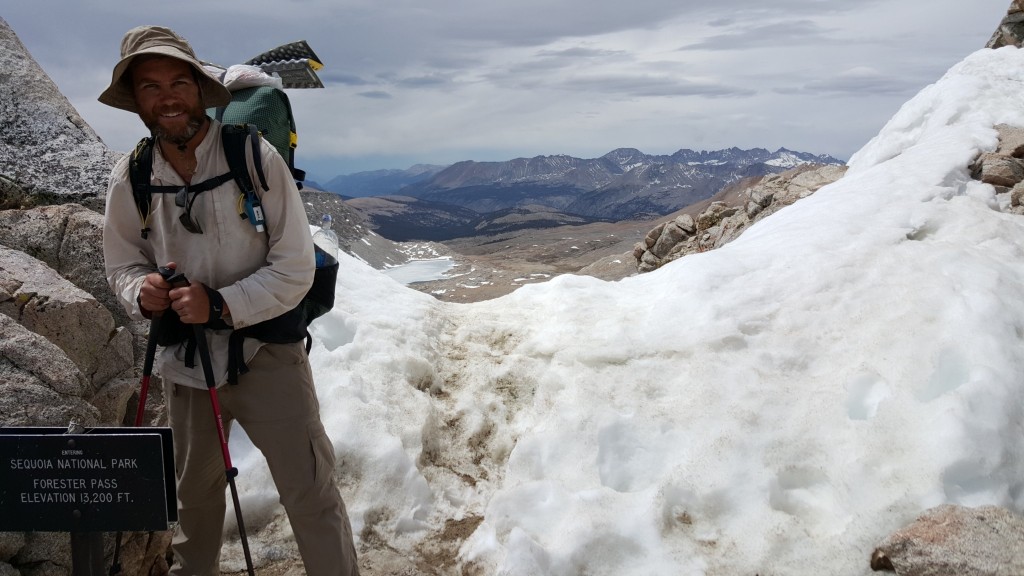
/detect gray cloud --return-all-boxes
[559,75,758,98]
[775,68,926,97]
[535,47,630,59]
[395,74,455,88]
[357,90,393,100]
[496,46,634,77]
[678,19,841,51]
[323,72,372,86]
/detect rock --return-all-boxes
[0,174,30,211]
[0,18,119,211]
[986,1,1024,48]
[788,164,847,192]
[0,204,130,328]
[0,246,133,389]
[673,214,696,235]
[871,504,1024,576]
[90,375,139,425]
[0,533,24,561]
[112,530,174,576]
[651,221,687,259]
[1011,181,1024,207]
[11,533,69,576]
[995,124,1024,157]
[749,187,775,207]
[696,202,736,230]
[644,222,666,249]
[972,152,1024,187]
[745,200,764,219]
[632,242,646,261]
[0,314,100,426]
[0,205,67,263]
[639,250,659,272]
[633,163,847,273]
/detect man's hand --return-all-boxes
[140,263,228,324]
[139,263,176,314]
[169,281,211,324]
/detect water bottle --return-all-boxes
[312,214,339,268]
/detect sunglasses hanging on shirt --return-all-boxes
[175,185,203,234]
[166,170,236,234]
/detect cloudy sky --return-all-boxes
[3,1,1012,180]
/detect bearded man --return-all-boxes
[99,25,359,576]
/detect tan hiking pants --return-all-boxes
[165,341,359,576]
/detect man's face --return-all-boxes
[130,56,206,146]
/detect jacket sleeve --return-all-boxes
[102,153,156,321]
[216,136,315,328]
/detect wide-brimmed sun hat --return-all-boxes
[98,25,232,113]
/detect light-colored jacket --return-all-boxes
[103,119,315,389]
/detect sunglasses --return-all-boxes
[175,186,203,234]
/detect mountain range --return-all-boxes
[322,164,447,198]
[339,146,845,241]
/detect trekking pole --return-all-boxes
[109,267,172,576]
[133,267,176,427]
[165,271,256,576]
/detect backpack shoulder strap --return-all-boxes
[221,123,270,233]
[128,137,180,239]
[221,124,269,193]
[128,138,155,240]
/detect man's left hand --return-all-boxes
[169,282,210,324]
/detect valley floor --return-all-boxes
[399,220,645,302]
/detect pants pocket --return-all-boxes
[249,341,307,369]
[308,421,336,486]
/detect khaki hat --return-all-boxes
[98,25,232,113]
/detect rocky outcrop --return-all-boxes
[0,239,164,570]
[0,313,100,427]
[634,122,1024,274]
[0,222,164,576]
[1,529,170,576]
[870,505,1024,575]
[0,244,134,389]
[987,0,1024,48]
[0,18,119,211]
[971,124,1024,216]
[633,163,847,272]
[0,203,133,328]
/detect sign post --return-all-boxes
[0,427,175,575]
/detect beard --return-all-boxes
[142,105,207,147]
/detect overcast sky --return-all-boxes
[3,1,1012,180]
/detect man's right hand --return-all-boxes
[138,262,177,313]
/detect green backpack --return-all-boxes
[208,40,324,189]
[211,86,306,188]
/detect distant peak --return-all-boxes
[603,147,644,156]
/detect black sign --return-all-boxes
[0,427,176,532]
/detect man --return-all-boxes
[100,25,359,576]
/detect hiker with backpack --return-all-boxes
[99,25,359,576]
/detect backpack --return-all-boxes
[206,41,324,192]
[211,85,306,189]
[128,123,337,384]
